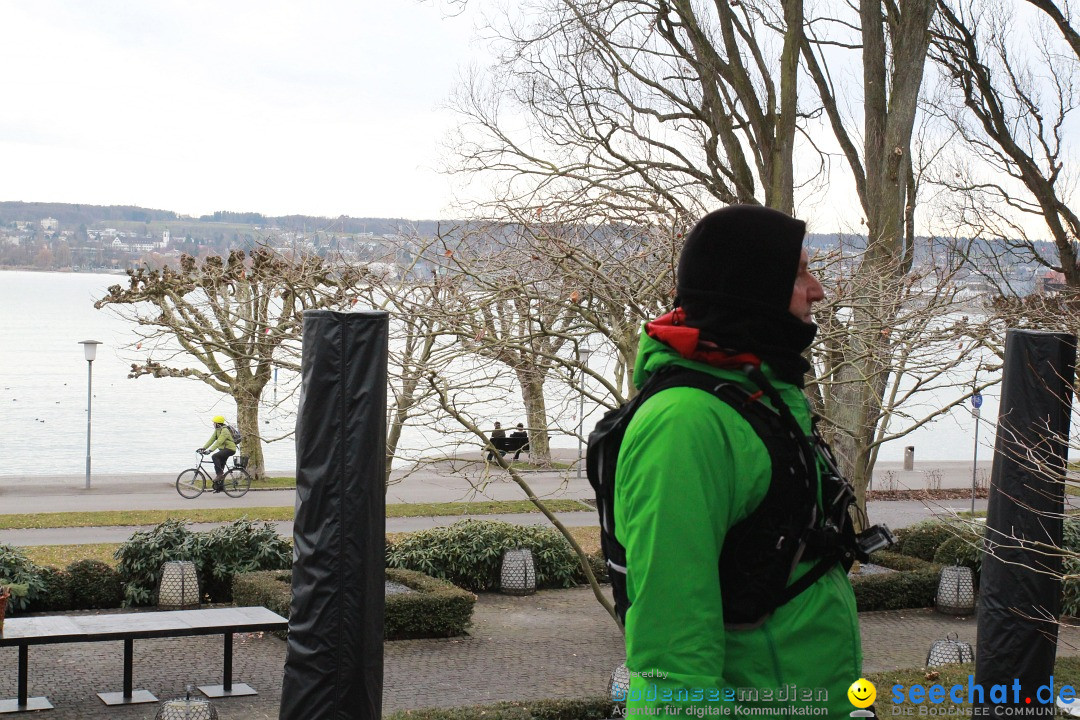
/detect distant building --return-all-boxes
[162,229,171,248]
[1039,270,1067,294]
[40,217,58,231]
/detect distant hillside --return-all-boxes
[0,201,177,226]
[0,201,442,235]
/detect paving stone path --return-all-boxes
[4,587,1080,718]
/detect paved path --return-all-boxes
[3,587,1080,719]
[0,457,991,513]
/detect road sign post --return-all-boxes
[971,392,983,516]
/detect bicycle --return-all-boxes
[176,451,252,498]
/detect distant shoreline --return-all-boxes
[0,266,126,275]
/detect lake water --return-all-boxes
[0,269,1062,478]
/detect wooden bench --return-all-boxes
[490,435,530,456]
[0,605,288,713]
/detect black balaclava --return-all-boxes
[675,204,817,386]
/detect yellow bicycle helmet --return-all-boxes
[212,415,226,424]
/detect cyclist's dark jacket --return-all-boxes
[202,427,237,452]
[616,323,861,716]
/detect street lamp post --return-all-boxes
[577,348,592,482]
[79,340,102,489]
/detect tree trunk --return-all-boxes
[385,367,422,487]
[234,385,264,480]
[517,369,551,465]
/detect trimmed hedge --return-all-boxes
[386,568,477,639]
[232,569,291,619]
[232,567,477,640]
[852,552,941,611]
[869,550,933,572]
[892,521,966,562]
[384,697,618,720]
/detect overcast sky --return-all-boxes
[0,2,481,220]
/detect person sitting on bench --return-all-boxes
[487,421,507,461]
[509,423,529,460]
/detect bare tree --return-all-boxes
[927,0,1080,339]
[811,237,999,512]
[95,248,362,478]
[449,0,810,222]
[796,0,939,506]
[449,0,945,513]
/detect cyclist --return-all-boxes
[198,415,237,493]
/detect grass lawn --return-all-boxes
[0,499,593,531]
[22,543,122,568]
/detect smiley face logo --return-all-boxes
[848,678,876,709]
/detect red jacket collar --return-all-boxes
[645,309,762,370]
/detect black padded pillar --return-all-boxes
[976,329,1075,715]
[280,310,388,720]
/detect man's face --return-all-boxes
[788,248,825,323]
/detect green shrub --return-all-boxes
[66,560,124,610]
[1064,557,1080,617]
[232,567,477,639]
[933,535,983,582]
[383,698,618,720]
[194,519,292,602]
[386,519,579,592]
[27,566,72,613]
[0,543,46,613]
[115,518,291,607]
[579,551,609,585]
[894,520,965,561]
[852,554,941,611]
[114,518,199,606]
[1057,518,1080,616]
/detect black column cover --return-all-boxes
[280,310,388,720]
[976,329,1075,715]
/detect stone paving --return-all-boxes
[4,586,1080,718]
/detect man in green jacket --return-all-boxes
[616,205,862,717]
[199,414,237,493]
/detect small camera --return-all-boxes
[855,524,896,557]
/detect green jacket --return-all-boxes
[615,331,861,716]
[203,426,237,452]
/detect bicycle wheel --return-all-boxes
[223,468,251,497]
[176,469,205,498]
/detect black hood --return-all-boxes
[675,205,817,386]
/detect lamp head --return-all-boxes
[79,340,102,362]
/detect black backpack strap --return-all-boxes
[586,365,735,624]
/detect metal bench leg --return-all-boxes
[97,639,156,706]
[200,631,257,698]
[0,644,52,713]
